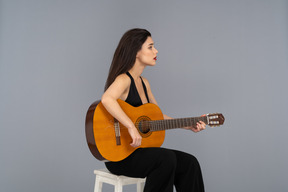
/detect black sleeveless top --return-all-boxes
[125,72,150,107]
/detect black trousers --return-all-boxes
[105,147,205,192]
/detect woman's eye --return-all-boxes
[148,46,152,49]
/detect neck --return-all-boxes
[136,116,209,133]
[129,61,146,80]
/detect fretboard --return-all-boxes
[148,116,208,131]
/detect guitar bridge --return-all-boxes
[114,119,121,145]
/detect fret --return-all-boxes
[149,121,154,131]
[157,121,160,131]
[173,119,176,129]
[166,119,170,130]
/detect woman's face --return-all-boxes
[136,36,158,66]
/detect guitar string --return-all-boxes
[134,117,208,131]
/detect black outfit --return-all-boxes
[124,72,150,107]
[105,72,205,192]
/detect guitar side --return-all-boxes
[85,100,106,161]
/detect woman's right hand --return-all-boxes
[128,127,142,148]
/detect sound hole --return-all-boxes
[135,116,152,138]
[138,121,149,133]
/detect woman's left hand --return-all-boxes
[186,121,206,132]
[184,115,206,133]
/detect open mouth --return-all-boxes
[154,57,157,61]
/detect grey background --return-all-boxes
[1,0,287,192]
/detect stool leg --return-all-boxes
[94,176,103,192]
[114,180,123,192]
[137,181,145,192]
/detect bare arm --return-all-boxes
[101,74,142,147]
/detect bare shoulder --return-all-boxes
[140,76,158,105]
[140,76,151,88]
[103,73,131,100]
[111,73,131,93]
[114,73,131,85]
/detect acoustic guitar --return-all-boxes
[85,99,225,162]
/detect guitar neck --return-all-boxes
[148,116,208,132]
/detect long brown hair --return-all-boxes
[104,28,151,91]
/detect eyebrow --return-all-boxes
[148,43,154,46]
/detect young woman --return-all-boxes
[101,28,206,192]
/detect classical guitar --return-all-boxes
[85,99,225,162]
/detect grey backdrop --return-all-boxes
[1,0,287,192]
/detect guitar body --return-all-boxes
[85,99,165,162]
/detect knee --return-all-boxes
[158,150,177,169]
[189,154,199,164]
[186,154,202,171]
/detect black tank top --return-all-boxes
[125,72,150,107]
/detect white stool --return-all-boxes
[94,168,146,192]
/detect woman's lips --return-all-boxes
[154,57,157,61]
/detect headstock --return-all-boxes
[206,113,225,127]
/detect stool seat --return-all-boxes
[94,168,146,192]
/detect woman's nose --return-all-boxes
[155,48,158,54]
